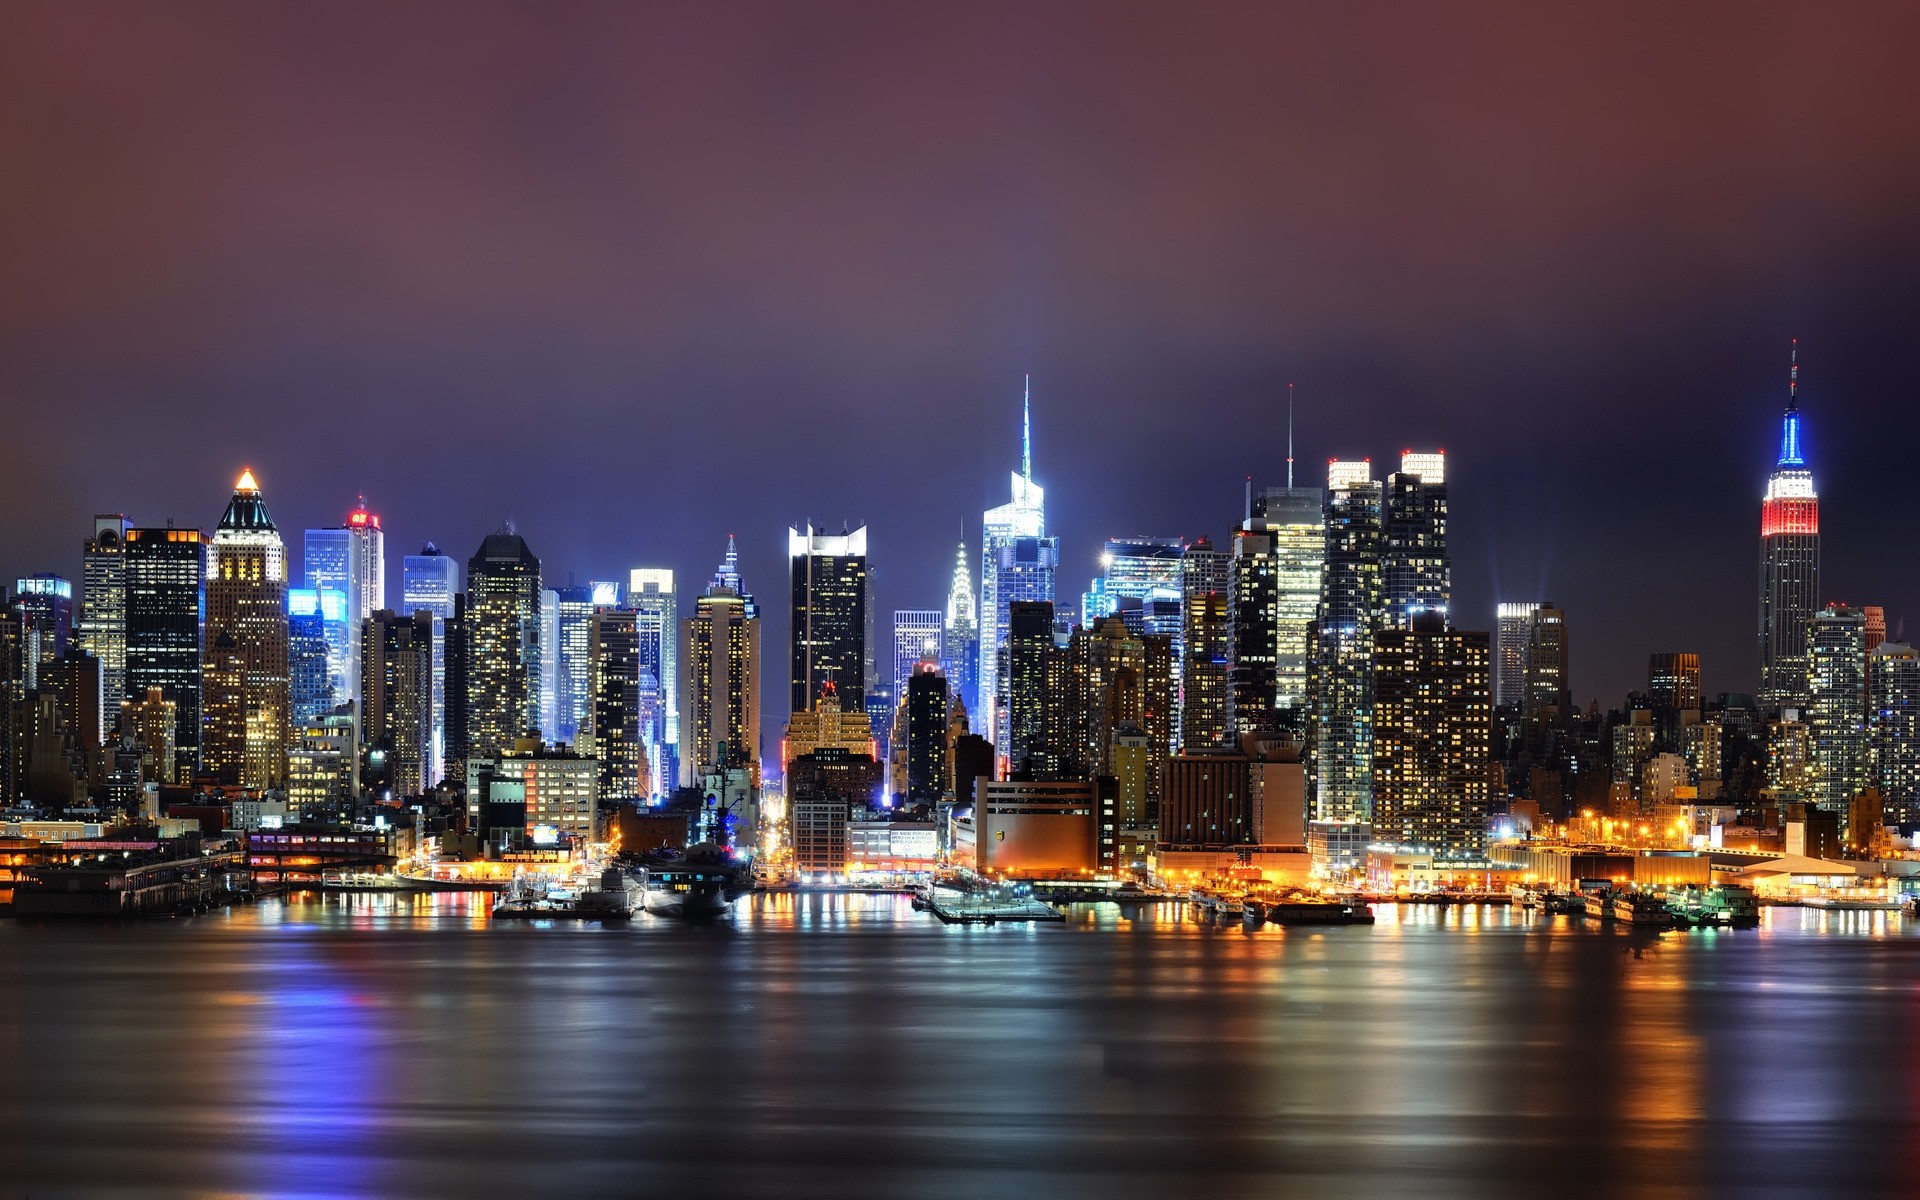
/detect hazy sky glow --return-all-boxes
[3,2,1919,713]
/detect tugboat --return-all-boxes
[641,843,751,919]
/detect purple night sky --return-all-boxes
[3,3,1918,714]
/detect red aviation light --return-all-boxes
[1762,497,1819,537]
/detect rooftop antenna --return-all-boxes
[1286,382,1296,490]
[1022,374,1032,482]
[1787,338,1800,412]
[1244,475,1253,524]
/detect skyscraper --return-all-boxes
[1383,451,1449,628]
[586,608,647,802]
[402,542,459,783]
[979,379,1057,749]
[1180,534,1230,750]
[1068,615,1175,813]
[286,588,335,726]
[1494,602,1539,710]
[1311,459,1383,824]
[536,586,560,740]
[682,584,759,778]
[1648,652,1703,712]
[904,663,949,804]
[202,469,291,789]
[942,539,979,717]
[1373,612,1492,856]
[1226,514,1278,738]
[553,584,616,748]
[1805,603,1867,830]
[123,526,205,783]
[789,524,868,716]
[630,568,680,781]
[1258,485,1326,719]
[710,535,757,616]
[78,515,129,733]
[1522,602,1571,721]
[11,574,73,691]
[361,609,434,799]
[464,527,541,761]
[1004,599,1068,778]
[891,609,943,703]
[1758,344,1819,708]
[305,499,386,710]
[1869,642,1920,828]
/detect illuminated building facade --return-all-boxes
[789,525,868,716]
[979,380,1056,749]
[464,527,542,761]
[1758,346,1819,708]
[1257,485,1326,720]
[1227,517,1278,737]
[1805,603,1867,829]
[78,515,129,731]
[361,609,434,799]
[1648,652,1703,712]
[942,540,979,717]
[402,542,459,782]
[1311,460,1383,824]
[1372,613,1492,856]
[286,589,334,725]
[1067,616,1174,812]
[121,527,205,784]
[1005,599,1069,778]
[904,664,949,803]
[1382,451,1448,628]
[1869,642,1920,827]
[304,499,386,711]
[782,681,875,769]
[630,568,680,782]
[287,711,356,811]
[891,609,943,704]
[202,470,291,789]
[1494,602,1537,710]
[1181,534,1231,750]
[1160,748,1253,846]
[682,585,759,779]
[586,607,648,802]
[1523,603,1571,721]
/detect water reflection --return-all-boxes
[2,896,1917,1198]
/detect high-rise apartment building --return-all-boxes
[904,664,949,804]
[789,525,868,716]
[1648,653,1703,712]
[942,540,979,718]
[1257,485,1326,719]
[123,526,205,783]
[1383,451,1449,628]
[1067,616,1175,813]
[586,608,647,802]
[1869,642,1920,828]
[892,609,944,705]
[1312,459,1383,823]
[287,588,334,726]
[1180,534,1230,750]
[361,609,434,799]
[11,574,73,691]
[682,585,759,778]
[1805,603,1867,830]
[464,528,542,761]
[553,583,619,749]
[979,381,1056,749]
[1372,613,1492,856]
[1226,517,1278,738]
[201,470,291,789]
[1758,345,1819,708]
[78,515,130,732]
[1494,602,1539,710]
[1004,599,1068,778]
[1523,603,1571,721]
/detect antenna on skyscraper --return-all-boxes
[1022,374,1032,481]
[1287,382,1296,490]
[1787,338,1800,412]
[1244,475,1253,524]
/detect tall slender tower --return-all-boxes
[464,527,541,760]
[941,539,979,717]
[979,378,1057,748]
[1312,459,1383,824]
[78,515,129,733]
[202,469,291,788]
[789,525,868,716]
[305,499,385,710]
[1758,342,1820,709]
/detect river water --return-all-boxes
[3,895,1917,1199]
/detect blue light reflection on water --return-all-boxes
[3,895,1920,1198]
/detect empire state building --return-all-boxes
[1758,344,1820,709]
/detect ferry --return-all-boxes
[1583,891,1614,920]
[1264,897,1375,926]
[1611,890,1674,927]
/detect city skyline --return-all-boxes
[5,6,1919,715]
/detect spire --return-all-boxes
[1777,339,1806,467]
[1286,383,1295,490]
[235,467,259,494]
[218,468,276,532]
[1021,374,1032,482]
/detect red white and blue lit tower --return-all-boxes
[1758,343,1820,709]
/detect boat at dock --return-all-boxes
[1264,897,1375,926]
[493,867,638,920]
[640,843,751,919]
[1611,890,1674,927]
